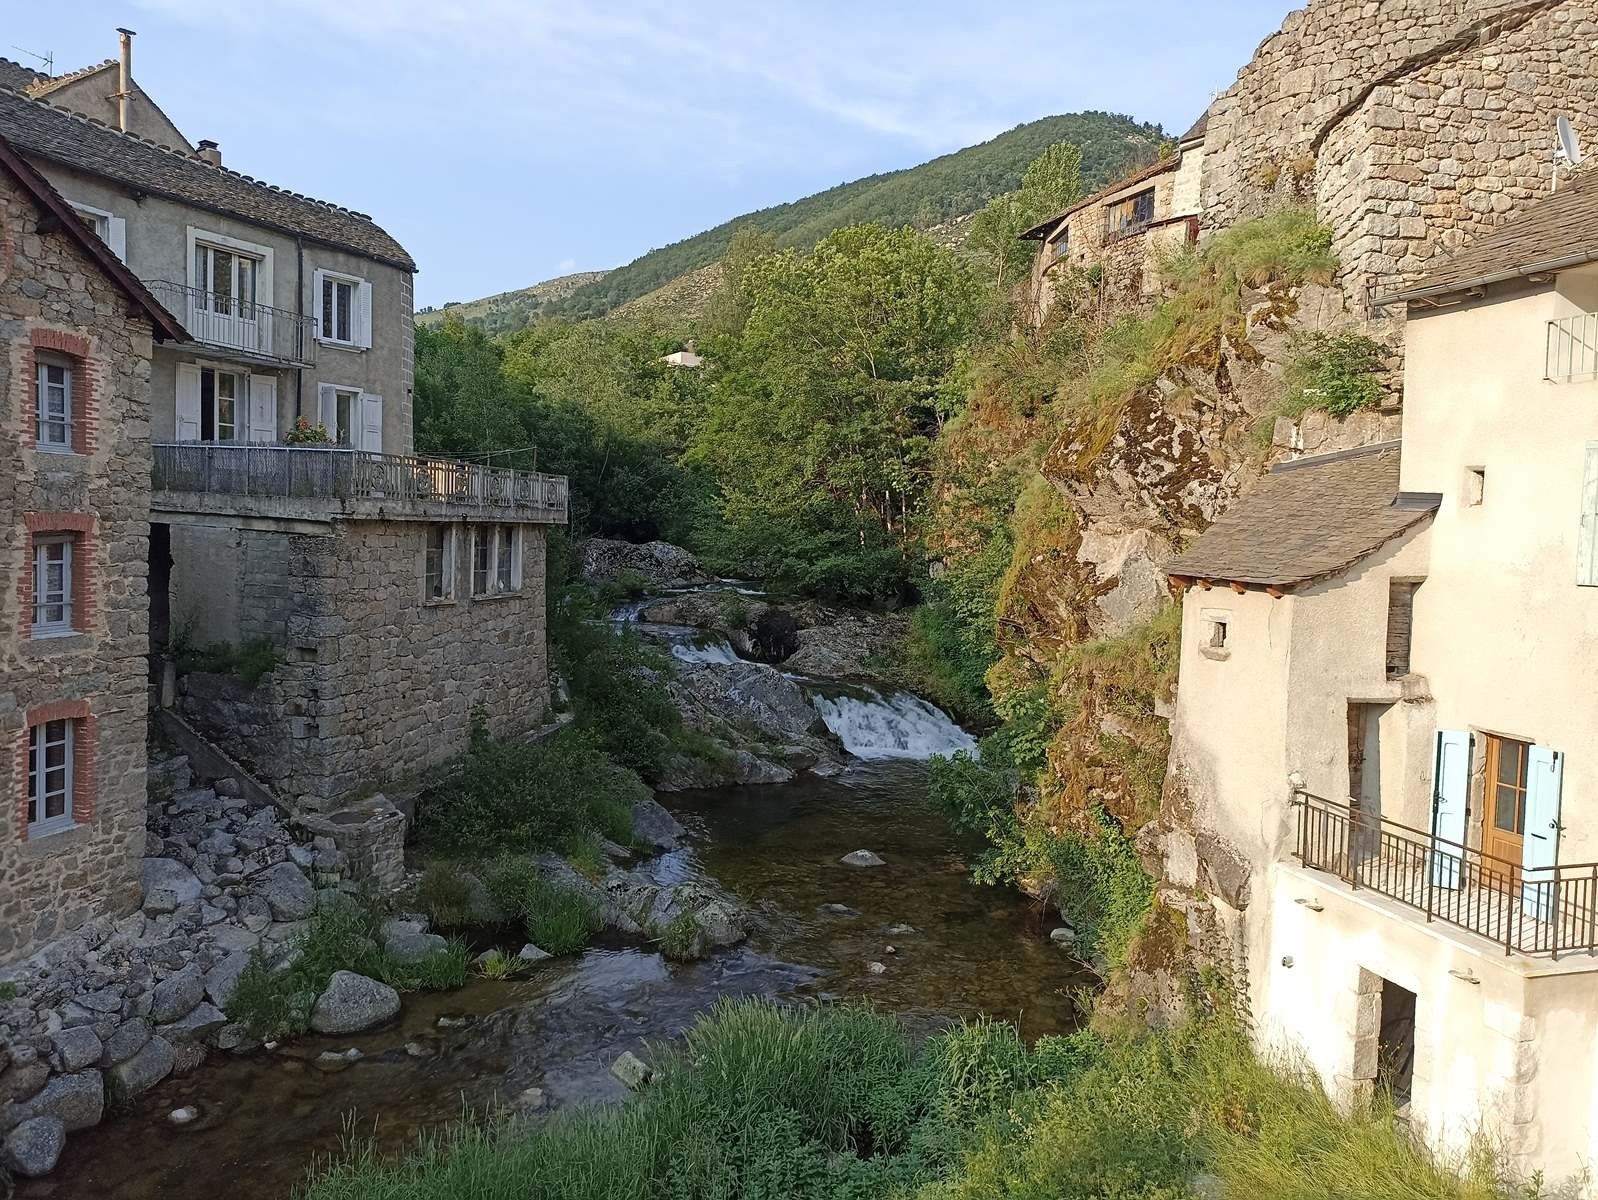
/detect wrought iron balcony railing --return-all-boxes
[151,443,568,522]
[1294,790,1598,959]
[145,280,315,366]
[1546,310,1598,382]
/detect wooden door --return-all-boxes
[1482,735,1531,876]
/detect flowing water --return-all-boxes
[27,597,1081,1199]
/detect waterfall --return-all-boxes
[670,636,742,665]
[808,686,979,761]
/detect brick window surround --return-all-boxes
[13,699,97,840]
[18,512,97,636]
[20,328,98,455]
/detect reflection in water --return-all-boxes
[30,763,1085,1200]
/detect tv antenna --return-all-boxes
[1554,115,1583,193]
[9,44,53,76]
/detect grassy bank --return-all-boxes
[301,998,1528,1200]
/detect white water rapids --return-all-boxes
[807,686,979,761]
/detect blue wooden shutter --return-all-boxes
[1521,748,1564,923]
[1431,729,1471,889]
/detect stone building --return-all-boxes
[1161,175,1598,1182]
[0,134,185,964]
[0,38,568,822]
[1020,116,1206,320]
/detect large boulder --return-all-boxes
[631,799,686,851]
[256,862,315,921]
[107,1036,175,1102]
[309,972,400,1035]
[669,661,826,744]
[782,612,910,681]
[580,539,712,590]
[141,858,203,915]
[3,1115,65,1178]
[50,1027,103,1073]
[11,1070,103,1132]
[204,949,254,1009]
[150,964,205,1023]
[385,931,448,964]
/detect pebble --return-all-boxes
[437,1016,471,1029]
[168,1106,200,1126]
[866,961,887,975]
[840,850,885,868]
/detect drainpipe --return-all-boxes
[295,236,305,421]
[115,28,135,132]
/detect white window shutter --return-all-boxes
[1430,729,1471,890]
[356,281,373,349]
[175,363,202,441]
[248,374,278,443]
[312,269,326,340]
[107,216,127,262]
[359,392,383,452]
[317,382,338,432]
[1579,441,1598,586]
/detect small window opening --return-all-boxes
[1465,467,1485,507]
[1385,581,1419,679]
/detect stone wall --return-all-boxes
[1201,0,1598,309]
[175,519,551,812]
[0,168,154,965]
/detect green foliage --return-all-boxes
[1284,329,1389,418]
[541,113,1164,322]
[0,982,16,1002]
[417,726,644,860]
[415,862,477,930]
[967,139,1086,290]
[1046,807,1155,973]
[655,911,702,962]
[482,856,603,956]
[176,636,278,686]
[226,899,466,1040]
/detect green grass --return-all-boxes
[655,911,702,962]
[301,999,1531,1200]
[176,636,279,686]
[0,981,16,1002]
[226,898,467,1040]
[482,856,603,956]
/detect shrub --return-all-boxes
[418,727,642,859]
[416,862,478,930]
[1286,329,1388,418]
[1046,807,1154,974]
[177,636,278,686]
[656,911,702,962]
[482,857,603,956]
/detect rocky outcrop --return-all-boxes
[581,539,712,590]
[660,660,842,788]
[783,613,910,680]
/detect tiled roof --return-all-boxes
[1019,154,1181,240]
[1165,443,1431,589]
[1179,112,1208,143]
[23,59,116,99]
[0,57,47,92]
[1388,168,1598,303]
[0,86,415,270]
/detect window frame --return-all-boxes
[424,525,455,602]
[472,525,520,598]
[320,273,357,345]
[31,534,74,637]
[27,718,76,839]
[198,365,245,443]
[193,240,261,319]
[318,384,361,447]
[1106,187,1157,239]
[35,354,74,453]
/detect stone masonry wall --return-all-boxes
[0,168,154,965]
[1201,0,1598,309]
[178,520,551,812]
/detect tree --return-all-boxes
[967,140,1085,291]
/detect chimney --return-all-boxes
[115,27,135,132]
[196,139,222,167]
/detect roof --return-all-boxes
[23,59,116,100]
[0,133,185,341]
[1178,112,1208,144]
[1020,153,1181,240]
[1385,168,1598,304]
[0,86,416,270]
[1164,443,1433,589]
[0,57,47,92]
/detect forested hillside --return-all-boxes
[416,270,609,336]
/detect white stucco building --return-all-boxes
[1163,173,1598,1181]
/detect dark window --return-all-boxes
[1385,581,1418,678]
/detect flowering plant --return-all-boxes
[283,415,333,445]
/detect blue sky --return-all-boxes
[10,2,1289,308]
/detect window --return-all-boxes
[1465,466,1486,507]
[194,241,259,318]
[27,719,75,837]
[1385,581,1419,678]
[322,275,353,343]
[71,204,108,242]
[472,525,520,597]
[1106,188,1156,239]
[35,356,72,451]
[425,526,454,601]
[1200,608,1230,660]
[32,536,73,635]
[315,270,370,348]
[317,386,360,447]
[1051,228,1070,261]
[472,527,493,596]
[199,366,243,442]
[496,525,515,592]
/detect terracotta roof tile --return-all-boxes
[0,86,415,270]
[1165,443,1430,588]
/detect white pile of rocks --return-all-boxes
[0,752,367,1179]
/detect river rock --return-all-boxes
[580,538,712,590]
[14,1070,104,1131]
[256,862,316,921]
[385,931,448,964]
[1050,926,1077,946]
[841,850,885,868]
[205,949,254,1009]
[101,1019,151,1067]
[168,1105,200,1126]
[108,1036,176,1102]
[1,1061,49,1104]
[782,613,909,680]
[3,1115,65,1178]
[158,1002,227,1045]
[310,972,400,1035]
[611,1051,652,1090]
[50,1027,103,1073]
[630,799,686,851]
[669,661,827,743]
[141,858,203,914]
[818,903,859,918]
[866,961,887,975]
[150,964,205,1024]
[518,944,552,964]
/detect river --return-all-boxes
[25,605,1085,1199]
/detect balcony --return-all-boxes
[1545,311,1598,382]
[1294,791,1598,958]
[145,280,315,368]
[151,443,569,525]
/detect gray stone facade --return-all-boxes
[173,519,551,812]
[0,167,155,965]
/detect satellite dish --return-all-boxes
[1558,115,1584,166]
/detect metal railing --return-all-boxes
[1546,311,1598,382]
[145,280,315,365]
[1294,790,1598,958]
[151,443,568,521]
